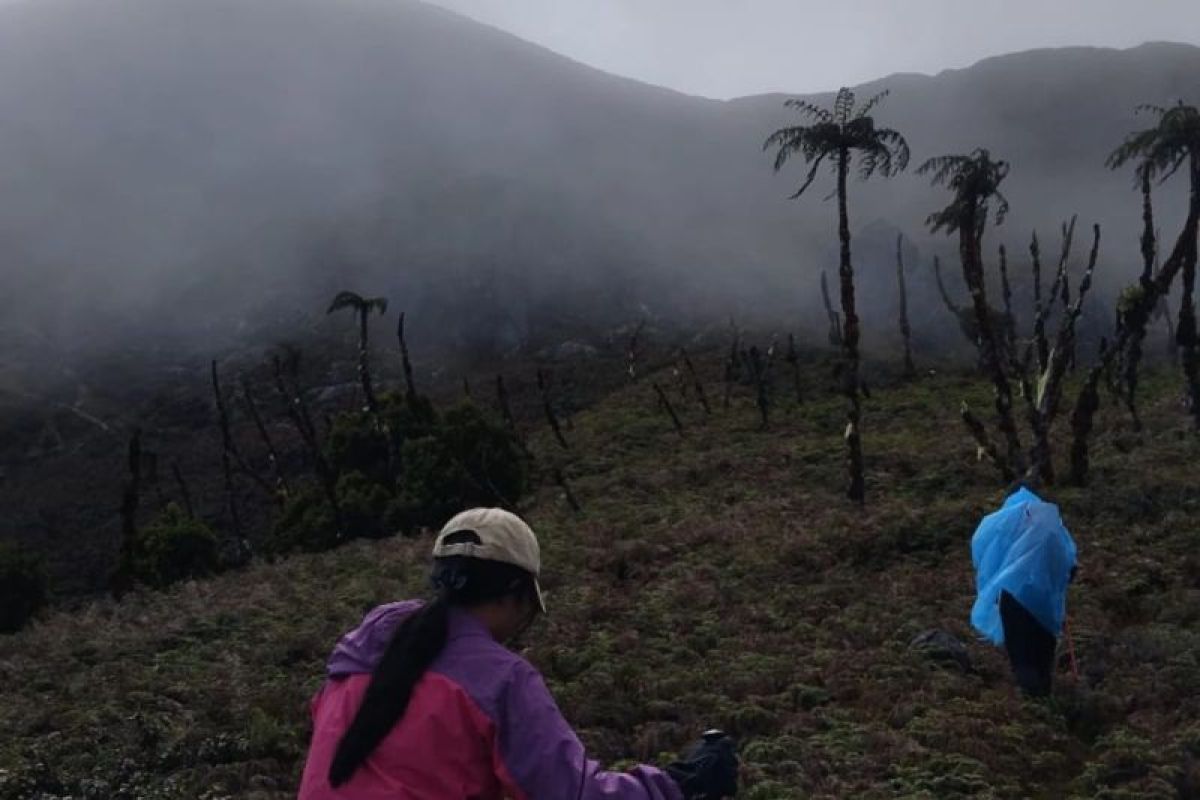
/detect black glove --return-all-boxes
[665,730,738,799]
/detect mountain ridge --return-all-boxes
[0,0,1196,366]
[725,40,1200,105]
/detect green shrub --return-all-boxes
[269,484,339,554]
[744,780,802,800]
[121,503,220,588]
[326,393,438,480]
[1117,284,1147,317]
[337,471,393,539]
[326,414,392,480]
[0,541,48,633]
[271,396,530,553]
[390,403,530,531]
[390,433,467,526]
[1073,729,1179,799]
[274,393,537,551]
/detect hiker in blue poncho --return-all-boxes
[970,486,1078,696]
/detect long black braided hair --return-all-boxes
[328,545,540,787]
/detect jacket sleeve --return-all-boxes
[490,659,684,800]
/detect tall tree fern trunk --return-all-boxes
[960,208,1025,478]
[1123,328,1147,431]
[358,309,378,414]
[836,150,865,504]
[1069,368,1102,484]
[1071,173,1200,483]
[1030,234,1051,372]
[1179,157,1200,429]
[998,244,1017,360]
[1140,171,1157,285]
[820,271,843,346]
[1123,172,1157,431]
[896,234,915,378]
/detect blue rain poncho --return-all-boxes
[970,487,1078,645]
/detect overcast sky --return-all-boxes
[426,0,1200,99]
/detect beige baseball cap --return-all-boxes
[433,508,546,613]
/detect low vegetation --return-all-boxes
[0,541,47,634]
[270,397,530,553]
[116,503,221,589]
[1,76,1197,800]
[2,355,1198,798]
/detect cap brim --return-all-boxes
[534,578,547,614]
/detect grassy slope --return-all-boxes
[2,356,1200,799]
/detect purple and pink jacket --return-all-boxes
[297,600,683,800]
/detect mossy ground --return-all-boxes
[2,355,1199,798]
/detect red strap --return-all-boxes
[1064,615,1080,680]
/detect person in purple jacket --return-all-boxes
[297,507,738,800]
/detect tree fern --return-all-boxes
[764,86,908,503]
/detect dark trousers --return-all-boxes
[999,590,1057,697]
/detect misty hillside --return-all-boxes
[3,355,1199,797]
[0,0,1198,368]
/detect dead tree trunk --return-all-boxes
[820,270,843,347]
[1121,173,1158,430]
[119,428,142,553]
[1161,296,1179,362]
[961,403,1013,482]
[1032,231,1043,305]
[723,324,740,410]
[786,333,803,404]
[1178,162,1200,428]
[111,427,143,595]
[626,319,646,381]
[143,448,165,510]
[1051,221,1076,309]
[1153,227,1178,364]
[397,311,418,400]
[553,467,582,513]
[1102,336,1122,400]
[241,378,290,497]
[1062,272,1078,372]
[171,461,194,518]
[1071,195,1199,483]
[1027,225,1101,484]
[559,372,578,432]
[738,347,754,383]
[209,364,273,498]
[896,234,916,378]
[1069,360,1103,485]
[494,374,522,443]
[272,354,342,538]
[536,369,569,450]
[356,309,378,415]
[998,244,1017,351]
[672,361,689,402]
[1023,221,1077,379]
[652,382,684,435]
[680,348,711,414]
[934,255,979,358]
[748,345,771,429]
[1180,280,1200,427]
[1121,324,1144,430]
[958,203,1024,477]
[1030,233,1050,372]
[491,376,532,466]
[211,361,245,556]
[934,255,961,317]
[1031,220,1077,375]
